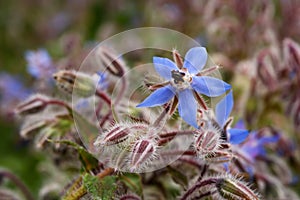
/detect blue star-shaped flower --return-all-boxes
[137,47,231,128]
[215,90,249,144]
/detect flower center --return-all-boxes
[171,69,192,90]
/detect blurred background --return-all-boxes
[1,0,300,198]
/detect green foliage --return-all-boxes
[83,173,117,200]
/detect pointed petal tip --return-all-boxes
[184,47,208,74]
[136,103,142,108]
[136,86,175,108]
[152,57,177,80]
[229,129,249,144]
[225,83,232,90]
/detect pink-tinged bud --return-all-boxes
[97,47,125,77]
[216,177,260,200]
[283,38,300,76]
[194,128,220,155]
[256,49,277,91]
[15,94,49,115]
[20,119,49,139]
[93,123,148,148]
[130,138,157,172]
[94,125,130,147]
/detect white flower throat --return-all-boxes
[171,69,193,90]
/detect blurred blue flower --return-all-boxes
[25,49,54,79]
[240,130,279,161]
[137,47,231,127]
[0,73,31,112]
[215,91,249,144]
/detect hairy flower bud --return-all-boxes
[94,123,148,148]
[53,70,96,97]
[216,177,259,200]
[15,94,49,115]
[194,128,220,155]
[97,47,125,77]
[130,138,157,172]
[94,125,130,147]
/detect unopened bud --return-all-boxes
[256,50,277,91]
[194,128,220,155]
[15,94,49,115]
[94,125,129,147]
[94,123,148,148]
[97,47,125,77]
[53,70,96,97]
[283,38,300,75]
[130,138,156,172]
[20,119,50,139]
[216,177,259,200]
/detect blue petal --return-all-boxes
[242,146,261,159]
[258,135,279,145]
[228,129,249,144]
[178,89,198,128]
[215,90,233,127]
[137,85,175,107]
[27,66,41,78]
[191,76,231,97]
[183,47,207,75]
[153,57,178,80]
[234,120,246,129]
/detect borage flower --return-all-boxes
[137,47,231,127]
[215,91,249,144]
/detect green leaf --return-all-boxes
[83,173,101,200]
[119,173,143,196]
[167,166,188,188]
[99,176,117,200]
[83,173,117,200]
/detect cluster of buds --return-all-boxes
[181,174,259,200]
[15,45,300,200]
[253,38,300,131]
[94,122,159,172]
